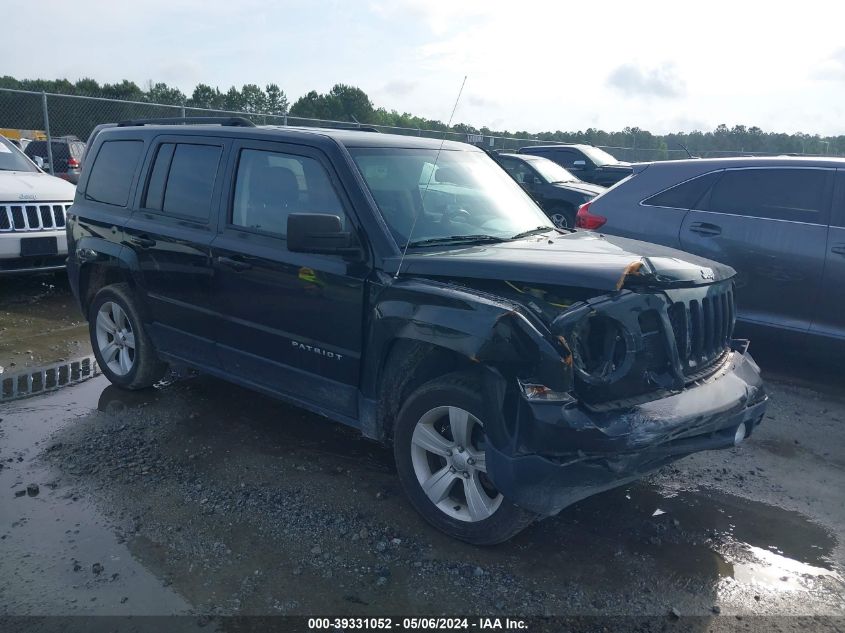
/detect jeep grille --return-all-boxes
[0,202,71,232]
[668,282,735,376]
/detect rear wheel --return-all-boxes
[548,205,575,229]
[89,283,167,390]
[393,372,536,544]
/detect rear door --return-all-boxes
[630,170,723,248]
[124,135,229,367]
[210,139,367,418]
[679,167,832,332]
[810,170,845,341]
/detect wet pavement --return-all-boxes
[1,276,845,626]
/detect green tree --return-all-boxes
[265,83,288,115]
[328,83,374,123]
[188,83,223,109]
[240,84,267,113]
[223,86,244,111]
[146,82,186,105]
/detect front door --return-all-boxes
[124,135,229,367]
[210,140,367,419]
[680,167,832,333]
[810,169,845,341]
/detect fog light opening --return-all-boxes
[734,422,747,446]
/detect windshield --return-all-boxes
[0,136,39,172]
[580,145,619,166]
[527,157,578,183]
[350,147,553,247]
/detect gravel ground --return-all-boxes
[1,276,844,631]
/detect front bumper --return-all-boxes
[0,230,68,274]
[486,341,767,516]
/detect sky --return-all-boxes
[6,0,845,136]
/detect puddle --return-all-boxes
[730,545,840,590]
[514,480,843,603]
[0,376,191,615]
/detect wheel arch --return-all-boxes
[362,278,573,445]
[77,241,140,320]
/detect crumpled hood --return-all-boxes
[0,171,76,203]
[387,230,735,292]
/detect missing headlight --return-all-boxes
[570,314,636,385]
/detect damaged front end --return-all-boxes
[476,257,768,517]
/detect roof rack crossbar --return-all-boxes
[116,117,256,128]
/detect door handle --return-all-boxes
[129,236,156,249]
[689,222,722,237]
[215,255,252,271]
[831,245,845,256]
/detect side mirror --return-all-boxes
[33,156,45,169]
[287,213,361,256]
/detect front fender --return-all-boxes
[362,277,573,444]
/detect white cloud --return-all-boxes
[815,47,845,81]
[606,63,685,99]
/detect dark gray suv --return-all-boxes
[579,157,845,345]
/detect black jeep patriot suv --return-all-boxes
[67,118,767,544]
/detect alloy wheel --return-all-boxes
[551,213,569,229]
[95,301,136,376]
[410,405,503,522]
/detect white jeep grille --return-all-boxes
[0,202,72,232]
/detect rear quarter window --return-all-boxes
[86,140,144,207]
[642,171,722,209]
[143,142,222,222]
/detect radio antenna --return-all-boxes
[394,75,467,279]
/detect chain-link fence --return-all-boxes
[1,87,840,175]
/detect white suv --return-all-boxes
[0,135,76,274]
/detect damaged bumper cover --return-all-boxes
[485,340,767,517]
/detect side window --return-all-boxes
[642,171,721,209]
[143,143,222,222]
[706,168,830,223]
[86,140,144,207]
[551,150,579,167]
[500,159,536,184]
[144,143,176,211]
[231,148,346,237]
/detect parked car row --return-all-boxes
[62,118,766,544]
[24,135,86,183]
[491,153,604,228]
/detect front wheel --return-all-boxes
[89,283,168,390]
[393,372,536,544]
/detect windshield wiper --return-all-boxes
[406,234,507,248]
[510,226,556,240]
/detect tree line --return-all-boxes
[1,75,842,158]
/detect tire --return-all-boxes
[393,371,536,545]
[88,283,167,390]
[548,205,575,229]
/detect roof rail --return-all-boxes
[116,117,256,128]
